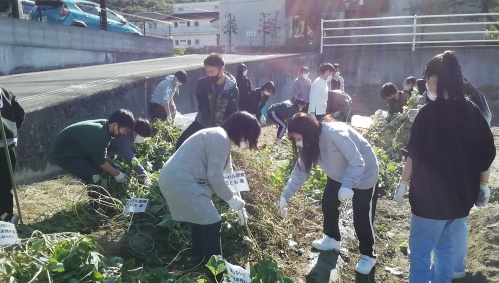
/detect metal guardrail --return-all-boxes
[320,13,499,53]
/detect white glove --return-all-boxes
[277,196,288,218]
[338,187,354,202]
[408,108,419,122]
[395,182,409,206]
[114,172,128,183]
[143,175,152,187]
[227,195,245,210]
[237,208,249,226]
[259,115,266,125]
[476,184,490,207]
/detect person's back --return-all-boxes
[268,100,297,120]
[326,90,352,121]
[408,99,494,219]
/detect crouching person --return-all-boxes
[267,99,306,142]
[51,109,135,199]
[108,118,153,186]
[159,111,260,263]
[278,113,379,275]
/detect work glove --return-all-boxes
[475,184,490,207]
[277,196,288,218]
[237,208,249,226]
[394,182,409,206]
[114,171,128,183]
[171,110,177,122]
[227,195,245,210]
[259,115,266,126]
[338,187,354,202]
[143,175,152,187]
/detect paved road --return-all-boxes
[0,54,293,108]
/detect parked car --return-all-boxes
[30,0,142,35]
[1,0,35,19]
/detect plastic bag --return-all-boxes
[174,111,197,131]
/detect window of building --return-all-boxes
[194,21,199,26]
[149,22,153,29]
[187,40,191,45]
[187,21,191,27]
[175,40,179,45]
[154,23,157,29]
[178,7,184,11]
[214,5,219,9]
[195,39,200,45]
[174,22,178,27]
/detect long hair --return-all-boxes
[222,111,261,149]
[287,112,321,172]
[424,50,464,101]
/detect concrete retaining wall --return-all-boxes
[15,53,320,183]
[0,17,173,75]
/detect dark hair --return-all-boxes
[236,63,247,79]
[404,76,416,85]
[416,79,426,94]
[204,53,225,67]
[293,99,307,108]
[174,70,188,84]
[134,118,153,137]
[262,81,275,94]
[222,111,261,150]
[424,50,464,100]
[319,63,335,74]
[288,112,321,172]
[299,66,309,74]
[380,83,398,99]
[333,63,340,70]
[108,109,135,130]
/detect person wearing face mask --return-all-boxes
[308,63,335,121]
[246,81,275,121]
[379,82,410,116]
[293,67,312,111]
[278,112,379,275]
[51,109,136,199]
[236,63,252,112]
[330,63,344,91]
[159,111,260,266]
[326,89,352,122]
[150,70,188,122]
[175,53,239,149]
[402,76,417,96]
[393,51,495,282]
[107,118,153,186]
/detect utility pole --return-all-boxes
[100,0,108,30]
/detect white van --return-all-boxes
[0,0,35,19]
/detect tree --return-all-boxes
[222,13,238,52]
[267,10,284,46]
[258,12,271,46]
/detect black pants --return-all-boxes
[322,177,378,258]
[53,156,102,199]
[191,221,222,260]
[315,114,324,121]
[0,147,16,215]
[175,121,204,150]
[150,103,168,121]
[268,110,287,139]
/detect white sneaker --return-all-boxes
[311,235,341,251]
[355,255,376,275]
[453,271,466,279]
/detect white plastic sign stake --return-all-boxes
[224,171,250,193]
[0,222,20,245]
[0,95,3,108]
[124,198,149,215]
[225,261,251,283]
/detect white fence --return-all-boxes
[320,13,499,53]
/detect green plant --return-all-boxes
[174,46,187,55]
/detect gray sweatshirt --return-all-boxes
[282,122,379,200]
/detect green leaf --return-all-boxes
[31,238,45,251]
[205,255,226,276]
[93,271,104,279]
[0,257,14,276]
[48,262,65,272]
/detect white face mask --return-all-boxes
[135,135,147,143]
[238,140,249,149]
[335,71,341,76]
[426,82,437,101]
[263,91,270,96]
[175,81,182,87]
[302,73,309,79]
[296,140,303,148]
[326,75,333,81]
[243,70,248,76]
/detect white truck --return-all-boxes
[0,0,35,19]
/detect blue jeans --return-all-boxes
[408,214,466,283]
[433,217,467,275]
